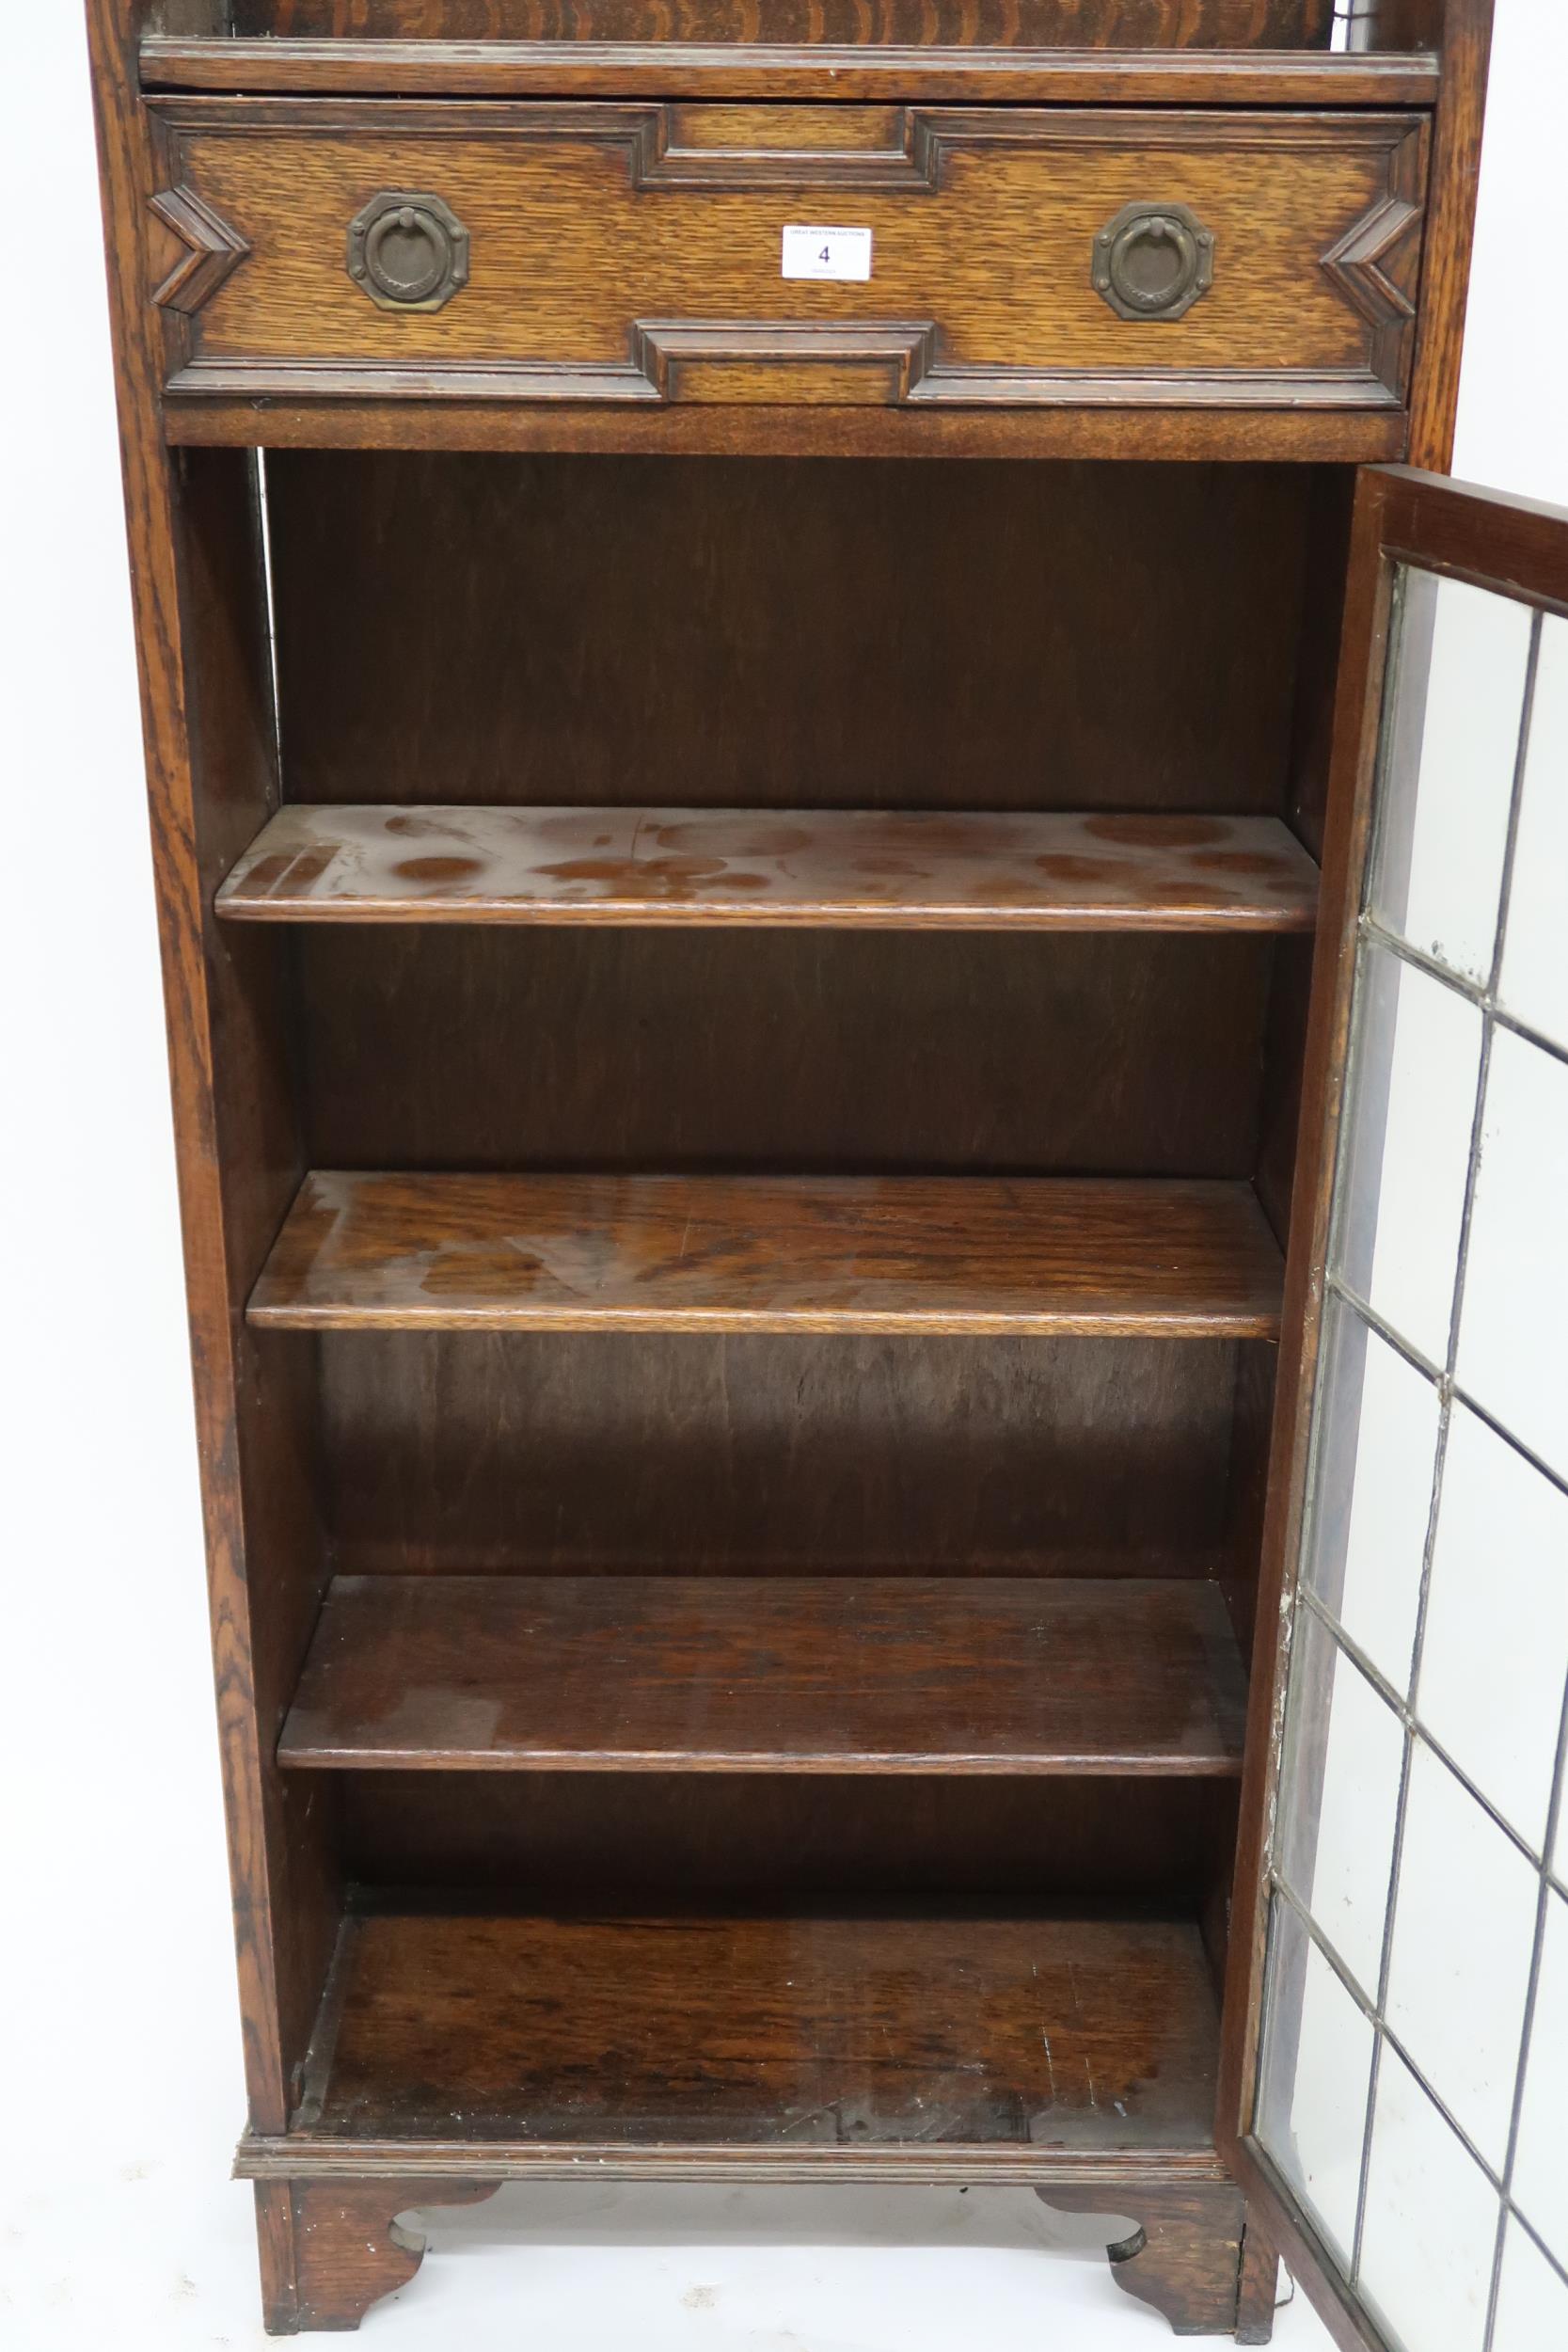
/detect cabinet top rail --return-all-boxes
[140,39,1442,106]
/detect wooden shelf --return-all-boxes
[248,1172,1285,1337]
[278,1574,1248,1777]
[279,1905,1221,2160]
[216,806,1318,933]
[140,36,1442,110]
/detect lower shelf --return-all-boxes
[277,1905,1221,2169]
[277,1574,1248,1775]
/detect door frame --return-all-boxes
[1216,464,1568,2352]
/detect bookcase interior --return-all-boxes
[181,444,1347,2160]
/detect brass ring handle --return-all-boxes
[347,191,470,313]
[1092,201,1215,323]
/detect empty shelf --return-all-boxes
[278,1574,1249,1776]
[247,1171,1285,1337]
[278,1905,1222,2161]
[216,805,1319,932]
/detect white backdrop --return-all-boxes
[3,7,1563,2346]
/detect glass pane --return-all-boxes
[1384,1740,1539,2169]
[1417,1404,1568,1853]
[1276,1609,1405,1999]
[1369,570,1532,984]
[1257,1896,1375,2267]
[1499,613,1568,1054]
[1303,1297,1438,1694]
[1511,1888,1568,2263]
[1332,943,1483,1364]
[1359,2045,1501,2352]
[1254,519,1563,2340]
[1457,1026,1568,1485]
[1491,2221,1568,2352]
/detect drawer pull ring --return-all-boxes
[1092,202,1214,324]
[348,191,470,313]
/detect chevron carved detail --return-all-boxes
[1321,192,1422,334]
[1318,143,1426,405]
[150,184,250,316]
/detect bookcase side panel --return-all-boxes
[85,0,339,2135]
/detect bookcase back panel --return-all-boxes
[338,1769,1239,1903]
[318,1329,1242,1575]
[265,454,1313,815]
[295,929,1275,1175]
[231,1,1339,47]
[273,449,1299,1610]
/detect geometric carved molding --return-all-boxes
[147,98,1430,414]
[1318,124,1426,398]
[150,183,250,315]
[165,338,1418,413]
[634,318,939,404]
[1321,193,1422,332]
[632,105,940,193]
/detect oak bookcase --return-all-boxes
[88,2,1568,2342]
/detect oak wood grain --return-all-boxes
[165,395,1413,459]
[277,1573,1249,1774]
[291,1905,1223,2151]
[265,455,1316,816]
[147,101,1429,411]
[1040,2181,1253,2335]
[248,1171,1286,1336]
[85,0,1491,2330]
[256,2179,499,2332]
[140,40,1437,107]
[296,929,1276,1177]
[84,1,341,2145]
[318,1331,1243,1579]
[1377,464,1568,613]
[218,804,1321,930]
[1405,0,1495,470]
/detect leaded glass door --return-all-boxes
[1226,469,1568,2352]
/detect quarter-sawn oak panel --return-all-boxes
[148,101,1429,408]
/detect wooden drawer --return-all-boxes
[147,100,1429,411]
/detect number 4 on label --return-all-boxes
[781,225,875,283]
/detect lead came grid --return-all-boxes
[1256,573,1568,2352]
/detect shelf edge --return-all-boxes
[277,1744,1247,1774]
[141,38,1442,107]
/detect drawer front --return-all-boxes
[147,101,1429,410]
